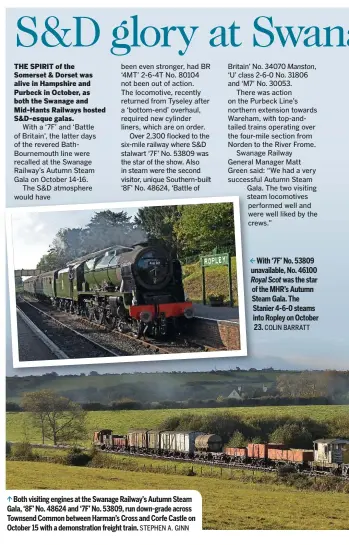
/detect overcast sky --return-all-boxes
[9,207,138,270]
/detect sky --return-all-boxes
[9,207,138,270]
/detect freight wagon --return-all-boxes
[92,430,349,475]
[267,448,314,466]
[160,431,202,457]
[224,447,248,462]
[127,429,149,452]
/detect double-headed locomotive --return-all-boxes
[93,429,349,476]
[23,244,193,338]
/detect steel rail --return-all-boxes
[18,300,126,358]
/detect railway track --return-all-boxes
[9,442,349,481]
[17,296,219,358]
[16,301,129,360]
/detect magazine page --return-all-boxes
[4,1,349,541]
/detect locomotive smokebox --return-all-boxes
[131,246,173,291]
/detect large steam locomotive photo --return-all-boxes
[11,200,243,364]
[23,243,194,339]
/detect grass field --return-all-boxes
[7,405,349,445]
[6,461,349,530]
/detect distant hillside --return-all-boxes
[7,369,283,405]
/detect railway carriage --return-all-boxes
[40,271,57,300]
[24,272,56,300]
[23,276,36,296]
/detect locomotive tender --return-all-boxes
[23,244,193,338]
[93,429,349,476]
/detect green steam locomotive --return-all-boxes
[23,244,193,338]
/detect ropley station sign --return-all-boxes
[199,252,233,307]
[200,253,230,267]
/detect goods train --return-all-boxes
[93,429,349,476]
[23,244,194,338]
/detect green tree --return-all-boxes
[36,211,137,272]
[22,390,87,445]
[276,371,348,399]
[36,251,66,272]
[83,210,135,252]
[269,422,313,448]
[134,206,181,256]
[174,203,235,256]
[36,227,84,271]
[227,430,247,447]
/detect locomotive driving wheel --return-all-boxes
[94,306,105,325]
[104,309,117,331]
[136,322,145,339]
[84,302,94,322]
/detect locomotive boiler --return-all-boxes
[23,244,194,338]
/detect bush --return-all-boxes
[89,453,138,470]
[269,422,313,448]
[65,447,92,467]
[281,473,312,490]
[81,402,108,411]
[227,431,247,447]
[111,398,143,410]
[342,483,349,494]
[6,442,12,457]
[277,464,297,477]
[12,442,38,461]
[312,476,343,493]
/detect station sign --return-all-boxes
[199,252,233,307]
[200,253,230,267]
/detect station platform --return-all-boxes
[17,312,58,362]
[192,303,239,322]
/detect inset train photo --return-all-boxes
[7,197,246,367]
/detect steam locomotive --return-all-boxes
[23,244,193,338]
